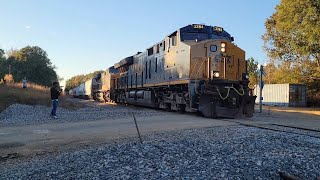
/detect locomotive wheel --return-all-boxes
[92,93,98,101]
[97,92,103,102]
[103,92,111,103]
[165,103,172,112]
[198,94,217,118]
[178,104,186,114]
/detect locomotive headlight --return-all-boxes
[213,72,220,78]
[221,47,226,52]
[221,43,226,48]
[246,74,249,79]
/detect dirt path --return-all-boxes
[1,101,320,162]
[254,106,320,130]
[0,114,236,160]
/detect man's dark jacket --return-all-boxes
[50,87,61,100]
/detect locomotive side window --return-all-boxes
[126,75,128,89]
[171,36,177,46]
[141,72,143,86]
[169,31,177,46]
[135,73,137,87]
[162,57,164,71]
[145,61,148,79]
[156,44,160,54]
[148,47,153,56]
[163,41,165,51]
[149,60,151,79]
[155,58,158,72]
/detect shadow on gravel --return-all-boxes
[0,142,25,149]
[0,152,23,162]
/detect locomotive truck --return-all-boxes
[72,24,256,118]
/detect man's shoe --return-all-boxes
[53,116,58,119]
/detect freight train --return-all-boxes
[70,24,256,118]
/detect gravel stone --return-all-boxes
[1,126,320,179]
[0,104,165,127]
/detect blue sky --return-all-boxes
[0,0,279,86]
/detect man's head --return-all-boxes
[52,82,59,87]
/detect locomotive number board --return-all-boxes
[193,24,204,29]
[214,26,223,32]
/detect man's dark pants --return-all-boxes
[51,100,58,116]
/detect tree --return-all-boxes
[0,48,8,80]
[0,46,58,86]
[263,0,320,65]
[247,57,259,89]
[0,49,4,58]
[262,0,320,106]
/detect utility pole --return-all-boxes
[8,65,11,74]
[258,64,267,113]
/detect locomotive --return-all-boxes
[72,24,256,118]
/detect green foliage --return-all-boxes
[263,0,320,64]
[65,70,103,92]
[0,49,6,80]
[263,0,320,106]
[247,57,259,89]
[0,49,4,58]
[0,46,58,86]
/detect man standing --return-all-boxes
[50,82,61,119]
[22,77,28,89]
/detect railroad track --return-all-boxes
[221,119,320,139]
[73,98,320,139]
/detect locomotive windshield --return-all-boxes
[180,24,233,42]
[182,33,209,41]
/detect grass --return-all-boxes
[0,83,84,113]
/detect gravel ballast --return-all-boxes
[1,126,320,179]
[0,104,165,127]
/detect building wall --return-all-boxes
[288,84,307,107]
[254,84,307,107]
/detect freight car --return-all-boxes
[74,83,85,98]
[68,89,73,96]
[111,24,256,118]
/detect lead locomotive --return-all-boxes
[73,24,256,118]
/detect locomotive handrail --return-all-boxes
[230,86,245,96]
[216,87,230,100]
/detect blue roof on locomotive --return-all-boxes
[114,24,234,69]
[179,24,234,42]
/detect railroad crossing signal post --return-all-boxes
[258,64,267,113]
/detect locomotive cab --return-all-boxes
[177,24,255,118]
